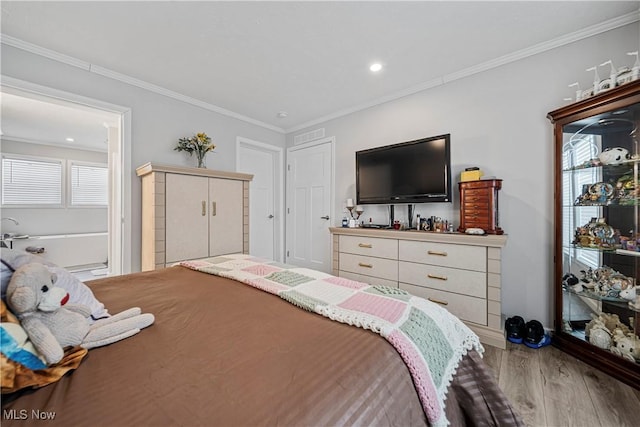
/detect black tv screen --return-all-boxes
[356,134,451,204]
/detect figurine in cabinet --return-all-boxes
[611,331,640,362]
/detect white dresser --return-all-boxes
[330,227,507,349]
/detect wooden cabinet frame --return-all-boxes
[548,80,640,389]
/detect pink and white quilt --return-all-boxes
[180,254,483,427]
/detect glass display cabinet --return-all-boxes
[548,80,640,389]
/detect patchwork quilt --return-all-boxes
[180,254,483,427]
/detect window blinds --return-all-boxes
[562,135,601,269]
[71,163,108,206]
[1,157,63,205]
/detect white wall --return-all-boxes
[1,44,286,272]
[1,139,108,236]
[286,24,640,328]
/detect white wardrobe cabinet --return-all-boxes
[137,163,252,271]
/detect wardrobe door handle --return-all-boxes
[212,201,217,216]
[428,297,449,306]
[201,201,206,216]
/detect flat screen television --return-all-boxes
[356,134,451,204]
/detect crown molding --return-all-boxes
[286,77,444,134]
[2,9,638,137]
[1,34,90,70]
[0,34,286,134]
[286,9,640,133]
[89,65,285,133]
[443,9,640,83]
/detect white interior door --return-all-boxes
[237,143,276,260]
[286,140,333,272]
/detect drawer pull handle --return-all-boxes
[427,250,448,256]
[427,274,448,281]
[358,262,373,268]
[428,297,449,306]
[358,243,373,248]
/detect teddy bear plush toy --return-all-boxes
[5,263,155,365]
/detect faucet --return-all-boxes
[1,217,19,226]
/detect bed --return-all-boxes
[1,254,523,426]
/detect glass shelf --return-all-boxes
[564,286,639,309]
[567,244,621,252]
[563,158,640,172]
[565,201,639,207]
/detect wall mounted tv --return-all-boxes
[356,134,451,204]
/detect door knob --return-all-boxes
[268,214,274,219]
[320,215,330,220]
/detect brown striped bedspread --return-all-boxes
[1,266,522,426]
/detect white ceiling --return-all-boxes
[1,1,639,136]
[1,91,118,152]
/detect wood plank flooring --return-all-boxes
[483,343,640,427]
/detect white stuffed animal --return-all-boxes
[611,330,640,362]
[6,263,154,365]
[619,286,637,302]
[598,147,630,165]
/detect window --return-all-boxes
[70,162,108,206]
[562,134,601,269]
[1,155,63,205]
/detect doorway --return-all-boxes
[0,76,131,275]
[236,137,284,261]
[286,137,334,272]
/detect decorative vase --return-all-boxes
[196,152,206,168]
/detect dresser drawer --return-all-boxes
[339,270,398,288]
[463,201,490,211]
[399,240,486,272]
[399,261,486,298]
[339,235,398,259]
[339,252,398,281]
[463,192,490,203]
[400,283,487,325]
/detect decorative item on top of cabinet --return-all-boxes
[174,132,216,168]
[548,79,640,390]
[136,163,253,271]
[458,179,503,235]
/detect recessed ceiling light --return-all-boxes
[66,137,74,142]
[369,63,383,72]
[277,111,288,118]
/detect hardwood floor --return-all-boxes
[482,343,640,427]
